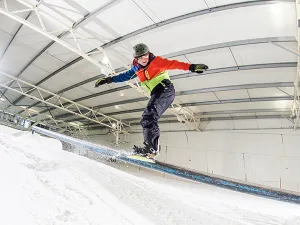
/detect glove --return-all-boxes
[189,64,208,73]
[95,77,113,87]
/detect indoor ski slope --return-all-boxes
[1,125,300,225]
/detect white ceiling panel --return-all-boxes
[1,89,20,101]
[79,81,112,95]
[72,0,111,12]
[96,0,154,36]
[277,41,297,54]
[176,92,218,103]
[84,21,117,44]
[60,34,97,54]
[231,42,296,66]
[97,105,124,114]
[43,0,85,22]
[78,94,119,108]
[248,88,290,98]
[61,86,93,100]
[39,70,83,93]
[115,88,147,100]
[18,65,50,84]
[277,87,294,96]
[215,89,249,100]
[139,0,208,21]
[185,47,237,70]
[65,58,104,79]
[0,1,29,35]
[38,5,73,30]
[229,113,257,117]
[255,112,287,116]
[31,52,66,73]
[200,114,231,119]
[188,100,293,113]
[117,102,145,110]
[105,47,132,69]
[0,31,12,55]
[0,42,42,76]
[207,0,256,8]
[171,67,295,91]
[46,43,78,59]
[49,51,79,63]
[111,2,296,56]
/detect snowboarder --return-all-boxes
[95,43,208,157]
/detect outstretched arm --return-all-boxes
[111,67,137,83]
[155,56,208,73]
[155,56,190,71]
[95,66,138,87]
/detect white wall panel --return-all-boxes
[207,151,245,180]
[93,121,300,192]
[256,118,285,129]
[166,146,190,168]
[282,159,300,183]
[231,132,284,156]
[233,119,258,130]
[164,132,189,148]
[244,155,284,185]
[281,182,298,192]
[282,135,300,158]
[205,120,235,130]
[186,149,208,173]
[186,131,206,150]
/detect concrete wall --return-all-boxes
[88,119,300,193]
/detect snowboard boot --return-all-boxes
[132,142,158,158]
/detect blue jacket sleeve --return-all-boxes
[111,65,138,83]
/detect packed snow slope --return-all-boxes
[1,125,300,225]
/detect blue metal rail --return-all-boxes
[32,126,300,205]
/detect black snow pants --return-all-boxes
[140,79,175,151]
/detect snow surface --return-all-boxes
[1,125,300,225]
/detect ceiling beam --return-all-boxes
[100,96,293,117]
[51,81,293,120]
[26,62,295,120]
[101,0,292,48]
[7,0,122,107]
[9,1,294,107]
[83,114,292,131]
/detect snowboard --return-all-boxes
[126,154,156,163]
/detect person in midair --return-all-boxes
[95,43,208,157]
